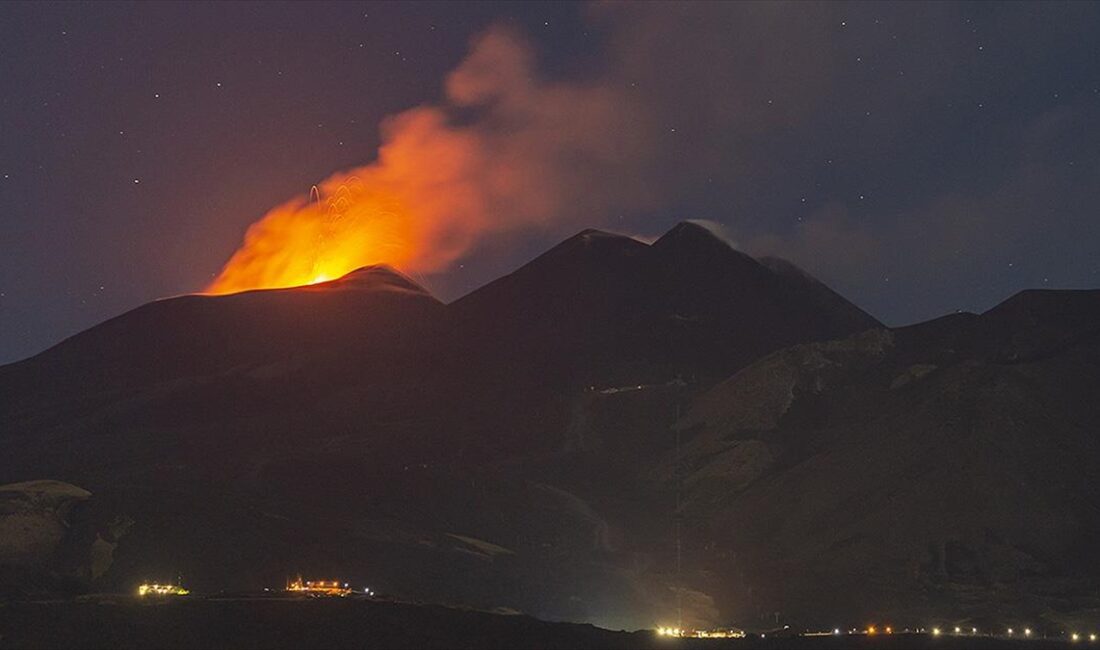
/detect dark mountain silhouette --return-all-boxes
[0,265,443,415]
[665,289,1100,627]
[0,222,1094,633]
[451,222,878,390]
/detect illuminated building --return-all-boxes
[286,577,352,596]
[137,582,189,597]
[655,626,745,638]
[691,628,746,639]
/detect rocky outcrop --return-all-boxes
[0,480,132,595]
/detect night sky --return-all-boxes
[2,1,1099,364]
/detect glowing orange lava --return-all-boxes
[205,177,419,294]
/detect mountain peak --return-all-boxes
[525,227,648,268]
[562,227,643,248]
[312,264,432,297]
[652,220,735,252]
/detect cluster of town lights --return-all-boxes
[657,622,1100,641]
[137,583,189,597]
[655,627,744,639]
[286,578,353,597]
[138,577,376,599]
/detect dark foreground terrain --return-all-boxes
[0,597,1083,650]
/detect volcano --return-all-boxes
[1,222,1097,632]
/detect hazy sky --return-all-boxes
[2,1,1099,363]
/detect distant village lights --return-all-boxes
[655,627,744,639]
[652,621,1099,641]
[286,577,352,596]
[137,582,189,597]
[647,622,1100,642]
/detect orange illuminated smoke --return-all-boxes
[206,177,422,294]
[203,27,654,296]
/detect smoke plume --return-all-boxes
[206,26,654,293]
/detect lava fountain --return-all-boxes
[205,177,419,294]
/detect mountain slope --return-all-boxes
[0,265,444,418]
[662,289,1100,628]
